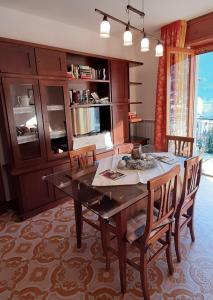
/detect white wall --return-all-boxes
[0,6,136,61]
[0,6,158,121]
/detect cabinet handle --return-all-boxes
[27,53,31,68]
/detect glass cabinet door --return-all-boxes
[3,78,46,167]
[39,80,72,159]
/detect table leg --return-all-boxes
[115,210,127,293]
[74,200,82,248]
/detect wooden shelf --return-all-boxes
[129,118,143,123]
[129,61,144,67]
[128,101,143,104]
[67,77,110,83]
[71,103,111,108]
[13,106,35,114]
[129,82,143,85]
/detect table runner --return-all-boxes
[92,152,182,186]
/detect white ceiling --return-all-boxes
[0,0,212,35]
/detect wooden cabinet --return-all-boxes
[35,48,67,76]
[2,77,47,168]
[110,60,129,103]
[112,104,129,145]
[18,168,54,214]
[0,165,6,214]
[39,80,72,160]
[0,42,36,75]
[0,38,139,219]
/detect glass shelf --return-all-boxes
[17,134,39,144]
[13,106,35,114]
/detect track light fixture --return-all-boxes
[95,1,163,57]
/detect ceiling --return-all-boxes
[0,0,212,35]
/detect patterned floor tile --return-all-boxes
[0,176,212,299]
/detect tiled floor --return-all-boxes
[0,175,213,300]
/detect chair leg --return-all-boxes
[188,206,195,242]
[99,218,110,270]
[140,248,150,300]
[166,229,174,275]
[174,217,181,263]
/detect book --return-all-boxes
[100,169,126,181]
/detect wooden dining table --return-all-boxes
[44,152,184,293]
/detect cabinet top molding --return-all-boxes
[0,36,143,66]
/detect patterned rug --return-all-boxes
[0,175,213,300]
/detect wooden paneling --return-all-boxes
[112,105,129,145]
[35,48,67,76]
[186,12,213,47]
[0,42,36,75]
[111,60,129,103]
[0,165,6,213]
[19,168,54,213]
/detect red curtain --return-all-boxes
[154,20,187,151]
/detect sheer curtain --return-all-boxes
[154,20,187,151]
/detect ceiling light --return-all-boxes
[100,15,110,38]
[140,34,149,52]
[95,1,164,57]
[155,41,164,57]
[123,23,133,46]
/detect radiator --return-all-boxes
[134,119,155,145]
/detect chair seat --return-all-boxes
[126,207,173,244]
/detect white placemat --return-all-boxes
[92,153,182,186]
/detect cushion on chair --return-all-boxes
[126,207,173,244]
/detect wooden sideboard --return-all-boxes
[0,37,143,219]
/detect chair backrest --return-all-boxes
[143,165,180,243]
[114,143,134,155]
[69,144,96,169]
[166,135,194,158]
[178,155,202,213]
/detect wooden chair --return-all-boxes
[69,144,96,169]
[114,143,134,155]
[101,165,180,299]
[68,145,101,247]
[166,135,194,158]
[174,155,202,262]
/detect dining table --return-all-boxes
[43,150,184,293]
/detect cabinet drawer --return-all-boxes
[35,48,67,76]
[0,42,36,75]
[19,168,54,212]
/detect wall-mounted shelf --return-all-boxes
[129,82,143,85]
[47,105,65,111]
[128,101,143,104]
[67,77,110,83]
[129,118,143,123]
[13,106,35,114]
[129,61,144,67]
[17,134,38,144]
